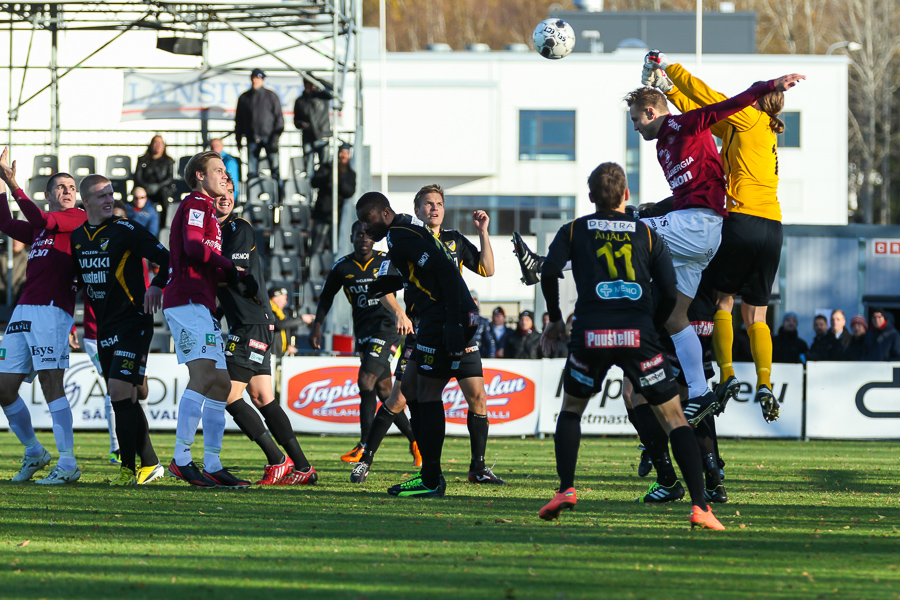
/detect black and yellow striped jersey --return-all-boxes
[71,217,169,326]
[437,229,488,276]
[317,250,396,340]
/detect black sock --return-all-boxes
[555,410,581,491]
[407,397,421,441]
[362,404,397,466]
[358,388,378,444]
[694,415,721,487]
[111,399,139,472]
[258,401,311,470]
[393,410,416,443]
[633,404,677,486]
[467,412,489,471]
[417,401,446,489]
[626,406,639,436]
[669,425,706,507]
[227,399,284,465]
[135,403,158,467]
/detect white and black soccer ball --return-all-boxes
[532,18,576,60]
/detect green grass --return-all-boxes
[1,433,899,600]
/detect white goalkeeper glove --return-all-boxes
[645,49,671,70]
[641,62,673,93]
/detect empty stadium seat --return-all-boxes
[282,201,311,230]
[272,226,305,256]
[33,154,58,177]
[247,176,279,205]
[177,155,192,180]
[283,176,312,204]
[244,201,273,229]
[271,255,302,282]
[26,176,51,202]
[69,155,96,186]
[106,155,132,180]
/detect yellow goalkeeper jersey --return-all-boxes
[664,63,782,222]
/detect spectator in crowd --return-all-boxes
[126,187,159,236]
[863,308,900,361]
[845,314,868,360]
[133,135,175,226]
[470,291,496,358]
[269,286,312,358]
[0,239,28,304]
[235,68,284,184]
[293,79,333,176]
[541,311,551,332]
[807,314,834,361]
[540,310,568,358]
[310,143,357,254]
[210,138,240,186]
[772,311,808,363]
[828,309,852,360]
[505,310,541,359]
[732,323,753,362]
[490,306,513,358]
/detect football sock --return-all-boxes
[467,412,489,471]
[3,397,44,457]
[694,416,721,487]
[668,425,706,508]
[626,406,639,434]
[417,401,446,489]
[358,388,378,444]
[554,410,581,491]
[393,410,416,443]
[135,403,158,467]
[670,325,709,399]
[258,401,311,470]
[713,310,735,381]
[111,399,139,472]
[226,398,284,465]
[47,397,77,471]
[362,404,397,466]
[407,396,421,441]
[174,389,205,466]
[104,394,119,453]
[201,398,226,473]
[634,403,677,487]
[748,322,773,389]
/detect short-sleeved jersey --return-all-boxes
[665,64,781,222]
[0,189,87,316]
[71,217,169,326]
[384,214,476,326]
[437,229,487,276]
[543,211,676,330]
[163,192,228,313]
[217,213,273,327]
[654,80,777,217]
[318,251,395,340]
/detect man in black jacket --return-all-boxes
[310,144,356,254]
[863,308,900,361]
[293,79,333,175]
[771,312,808,364]
[235,68,284,184]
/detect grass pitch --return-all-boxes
[0,433,898,600]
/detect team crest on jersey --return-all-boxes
[188,209,205,227]
[445,240,457,252]
[376,260,392,276]
[100,239,109,251]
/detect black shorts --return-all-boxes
[414,320,482,381]
[393,333,417,379]
[225,324,274,383]
[707,213,782,306]
[358,331,400,381]
[565,324,679,405]
[97,318,152,387]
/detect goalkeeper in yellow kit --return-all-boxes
[642,51,784,423]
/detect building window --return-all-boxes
[519,110,576,161]
[777,111,800,148]
[444,195,575,235]
[625,111,641,205]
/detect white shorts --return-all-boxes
[83,337,102,375]
[0,304,73,375]
[643,208,723,298]
[164,303,227,369]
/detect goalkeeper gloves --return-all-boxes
[641,61,673,93]
[645,49,671,70]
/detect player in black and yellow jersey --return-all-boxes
[538,163,723,529]
[309,221,417,463]
[349,184,502,486]
[643,53,786,422]
[215,176,317,486]
[71,175,168,487]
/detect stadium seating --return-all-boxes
[177,155,191,180]
[244,201,273,230]
[284,175,312,205]
[69,155,96,187]
[272,226,305,257]
[105,155,132,200]
[282,201,311,230]
[26,176,51,202]
[271,255,302,282]
[33,154,58,177]
[247,176,279,205]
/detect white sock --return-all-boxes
[105,394,118,453]
[174,389,205,467]
[47,397,77,471]
[3,397,44,457]
[201,398,226,473]
[670,325,710,399]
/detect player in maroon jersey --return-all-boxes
[624,73,803,415]
[0,147,87,484]
[163,151,258,488]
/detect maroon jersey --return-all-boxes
[655,80,776,217]
[163,191,232,313]
[0,188,86,316]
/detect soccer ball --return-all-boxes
[532,19,576,60]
